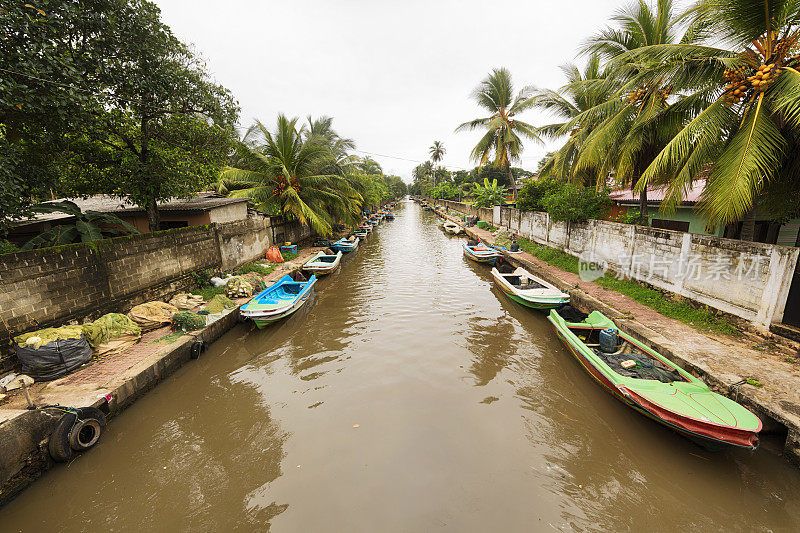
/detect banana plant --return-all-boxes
[22,200,140,250]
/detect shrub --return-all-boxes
[516,177,563,211]
[472,178,507,208]
[542,184,612,222]
[0,240,19,255]
[190,268,214,288]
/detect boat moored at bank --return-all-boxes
[240,275,317,328]
[491,266,570,310]
[302,250,343,275]
[462,242,502,264]
[547,308,762,450]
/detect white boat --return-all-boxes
[302,250,343,275]
[442,221,464,235]
[491,266,570,310]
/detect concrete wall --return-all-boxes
[437,200,800,328]
[0,217,310,369]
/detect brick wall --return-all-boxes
[0,217,310,369]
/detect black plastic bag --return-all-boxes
[15,336,92,381]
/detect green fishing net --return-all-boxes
[15,326,85,350]
[494,232,514,249]
[205,294,236,314]
[81,313,142,348]
[171,311,206,332]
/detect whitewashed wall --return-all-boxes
[437,200,799,328]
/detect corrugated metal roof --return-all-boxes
[609,179,706,204]
[13,193,249,225]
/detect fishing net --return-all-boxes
[240,272,266,293]
[128,302,178,331]
[494,232,514,249]
[15,326,85,350]
[204,294,237,314]
[169,293,204,310]
[225,276,254,298]
[170,311,206,332]
[81,313,142,356]
[596,351,683,383]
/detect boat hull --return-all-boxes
[496,284,569,310]
[548,314,761,450]
[463,244,501,265]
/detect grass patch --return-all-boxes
[235,262,275,276]
[516,238,736,335]
[746,377,763,387]
[517,238,581,273]
[282,251,299,261]
[595,275,737,335]
[192,285,225,301]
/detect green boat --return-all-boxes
[548,309,761,450]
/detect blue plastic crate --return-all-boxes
[280,245,298,254]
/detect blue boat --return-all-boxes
[240,275,317,328]
[330,237,359,253]
[462,242,502,265]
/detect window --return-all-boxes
[651,219,689,232]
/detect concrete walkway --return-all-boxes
[0,247,321,503]
[437,206,800,463]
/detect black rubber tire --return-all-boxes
[68,407,107,452]
[48,411,77,463]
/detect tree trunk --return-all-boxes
[505,164,516,199]
[140,112,160,232]
[740,204,757,241]
[638,186,648,226]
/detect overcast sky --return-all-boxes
[154,0,625,182]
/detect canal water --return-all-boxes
[2,201,800,531]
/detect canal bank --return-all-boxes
[0,247,323,505]
[2,201,800,530]
[430,202,800,466]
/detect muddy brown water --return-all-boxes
[2,201,800,531]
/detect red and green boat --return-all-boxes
[548,309,761,450]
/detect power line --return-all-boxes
[352,149,470,171]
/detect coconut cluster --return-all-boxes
[724,63,781,105]
[626,88,648,103]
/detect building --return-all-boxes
[6,193,250,246]
[610,179,800,247]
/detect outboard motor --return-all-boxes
[599,328,618,353]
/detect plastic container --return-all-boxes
[280,245,298,254]
[599,328,618,353]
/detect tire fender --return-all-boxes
[68,407,107,452]
[48,411,77,463]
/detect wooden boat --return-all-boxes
[385,212,395,220]
[548,309,761,450]
[240,275,317,328]
[462,242,502,264]
[302,250,342,275]
[354,229,369,239]
[442,221,463,235]
[491,266,569,310]
[358,224,373,234]
[330,237,359,253]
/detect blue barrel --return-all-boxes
[599,328,618,353]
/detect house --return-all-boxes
[6,193,250,246]
[610,179,800,247]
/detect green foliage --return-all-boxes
[516,177,563,211]
[472,178,507,208]
[282,251,299,262]
[193,285,225,301]
[190,268,214,288]
[456,68,543,192]
[170,311,206,332]
[21,200,140,250]
[517,238,581,273]
[746,378,763,388]
[235,263,275,276]
[614,209,642,225]
[0,240,19,255]
[541,184,612,222]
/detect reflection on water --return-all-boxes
[2,201,800,531]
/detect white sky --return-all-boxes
[154,0,624,182]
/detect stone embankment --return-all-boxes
[0,248,320,505]
[431,203,800,467]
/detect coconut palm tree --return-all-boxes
[218,115,360,235]
[531,54,613,186]
[554,0,687,225]
[455,68,543,196]
[429,141,445,186]
[626,0,800,239]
